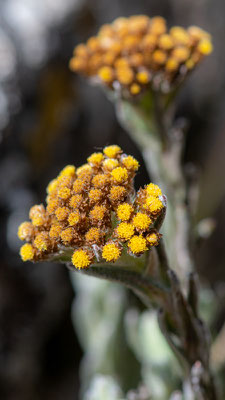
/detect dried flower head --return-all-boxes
[18,146,165,269]
[70,15,212,98]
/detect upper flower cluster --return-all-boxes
[18,145,165,269]
[70,15,212,97]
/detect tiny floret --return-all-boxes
[146,183,162,197]
[98,66,114,83]
[55,207,69,221]
[68,211,80,226]
[136,71,150,84]
[103,158,119,171]
[132,212,152,231]
[109,185,126,204]
[47,179,58,194]
[197,39,213,55]
[87,152,104,165]
[128,235,148,255]
[122,156,139,171]
[117,203,133,221]
[73,179,87,194]
[18,222,34,241]
[72,250,92,269]
[61,228,74,244]
[90,205,107,222]
[85,227,102,244]
[70,194,83,208]
[88,189,103,203]
[92,174,110,188]
[146,232,160,246]
[117,222,134,240]
[102,242,121,262]
[58,187,71,200]
[76,164,92,176]
[103,145,121,158]
[34,233,50,252]
[49,224,61,239]
[59,165,76,178]
[111,167,128,184]
[20,244,35,261]
[145,196,163,214]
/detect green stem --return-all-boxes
[114,93,217,399]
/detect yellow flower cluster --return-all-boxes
[18,146,164,269]
[70,15,212,97]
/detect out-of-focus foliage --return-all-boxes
[70,273,141,395]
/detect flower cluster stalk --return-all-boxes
[113,92,217,399]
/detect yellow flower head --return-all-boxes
[18,146,164,268]
[29,204,46,226]
[72,250,92,269]
[61,228,74,244]
[170,26,190,45]
[158,34,174,50]
[103,145,121,158]
[116,67,134,85]
[92,173,110,188]
[102,242,121,262]
[46,197,59,214]
[29,204,45,218]
[146,231,160,246]
[128,235,148,255]
[111,167,128,184]
[145,196,163,214]
[18,222,34,241]
[34,232,50,252]
[47,179,58,194]
[102,158,119,171]
[90,205,107,223]
[197,39,213,55]
[116,203,133,221]
[146,183,162,197]
[122,156,139,171]
[59,165,76,178]
[88,189,103,203]
[70,15,212,98]
[116,222,134,240]
[172,46,190,62]
[55,206,70,221]
[49,224,62,239]
[132,212,152,231]
[57,187,71,200]
[76,164,92,176]
[87,152,104,165]
[68,211,80,226]
[130,83,141,95]
[73,179,87,194]
[136,70,150,84]
[70,194,83,208]
[98,66,114,83]
[109,185,126,203]
[152,49,167,65]
[85,227,102,244]
[20,243,35,261]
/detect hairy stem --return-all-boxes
[114,93,217,399]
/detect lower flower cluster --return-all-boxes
[18,146,165,269]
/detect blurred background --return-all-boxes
[0,0,224,399]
